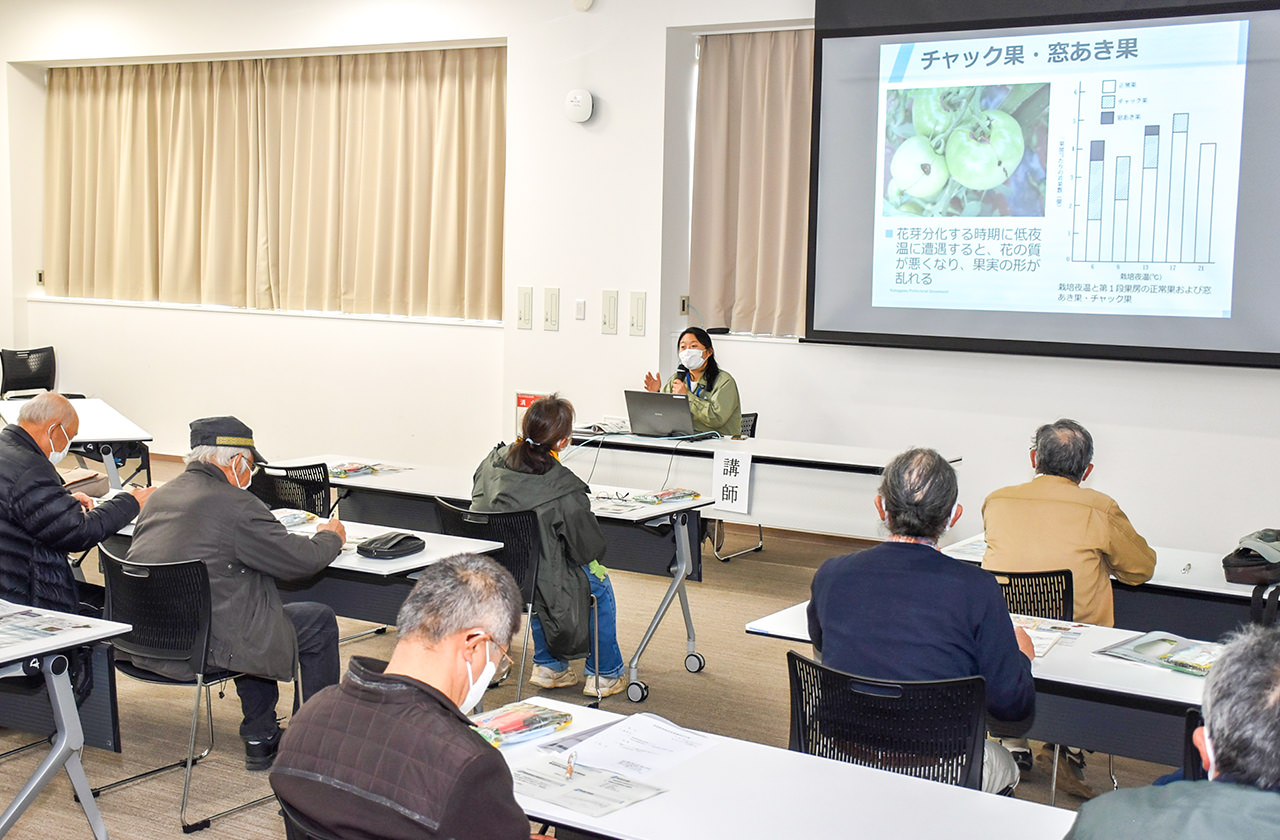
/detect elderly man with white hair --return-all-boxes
[0,391,153,613]
[125,415,346,771]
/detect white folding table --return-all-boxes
[500,696,1077,840]
[0,605,131,839]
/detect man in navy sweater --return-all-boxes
[808,447,1035,795]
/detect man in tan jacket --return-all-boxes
[982,418,1156,796]
[982,418,1155,626]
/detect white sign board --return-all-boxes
[711,450,752,514]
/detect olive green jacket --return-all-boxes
[662,368,742,436]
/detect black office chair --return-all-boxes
[711,411,764,562]
[95,550,276,832]
[1182,707,1207,782]
[0,346,84,399]
[1,346,57,398]
[277,796,347,840]
[987,569,1074,621]
[250,463,333,517]
[435,498,604,706]
[786,651,986,790]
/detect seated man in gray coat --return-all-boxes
[1066,625,1280,839]
[125,416,346,769]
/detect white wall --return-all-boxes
[3,0,1279,553]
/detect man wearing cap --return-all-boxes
[0,391,154,613]
[125,416,346,770]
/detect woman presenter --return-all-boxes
[643,327,741,437]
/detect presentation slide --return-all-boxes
[876,20,1244,318]
[808,8,1280,365]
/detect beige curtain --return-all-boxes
[44,47,506,319]
[689,30,813,337]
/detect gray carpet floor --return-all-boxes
[0,459,1173,838]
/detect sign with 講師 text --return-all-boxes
[711,450,752,515]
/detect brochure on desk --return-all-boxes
[1097,630,1222,676]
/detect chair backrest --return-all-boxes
[250,463,332,517]
[786,650,986,790]
[1,346,57,397]
[1183,707,1207,782]
[987,569,1074,621]
[740,411,758,438]
[101,554,214,674]
[277,796,347,840]
[434,498,541,607]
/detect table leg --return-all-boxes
[625,512,702,702]
[0,655,109,840]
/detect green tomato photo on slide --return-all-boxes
[883,84,1048,218]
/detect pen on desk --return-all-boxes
[565,751,576,779]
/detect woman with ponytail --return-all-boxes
[471,394,626,697]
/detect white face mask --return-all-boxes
[679,348,706,370]
[1204,728,1218,779]
[232,456,253,490]
[460,641,497,714]
[47,423,71,466]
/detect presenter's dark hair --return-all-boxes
[1202,625,1280,791]
[878,448,957,540]
[1033,419,1093,483]
[508,393,574,475]
[678,327,720,390]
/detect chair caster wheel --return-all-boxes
[627,681,649,703]
[684,652,705,673]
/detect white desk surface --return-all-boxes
[571,432,960,470]
[746,601,1204,708]
[275,454,474,500]
[0,398,151,444]
[117,516,499,577]
[0,603,131,667]
[276,455,712,524]
[297,519,501,576]
[943,533,1253,600]
[502,697,1075,840]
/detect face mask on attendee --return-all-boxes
[679,348,706,370]
[1204,728,1218,779]
[232,455,253,490]
[47,423,71,466]
[460,640,497,714]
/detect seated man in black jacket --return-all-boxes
[0,392,153,613]
[271,553,551,840]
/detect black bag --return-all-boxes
[356,531,425,559]
[1223,529,1280,585]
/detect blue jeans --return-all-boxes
[530,568,624,679]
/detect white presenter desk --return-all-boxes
[502,697,1076,840]
[568,433,961,539]
[746,602,1204,766]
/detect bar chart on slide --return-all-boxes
[1069,76,1241,267]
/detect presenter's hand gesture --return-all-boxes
[319,518,347,544]
[643,371,662,392]
[669,377,688,395]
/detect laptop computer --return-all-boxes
[624,390,716,439]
